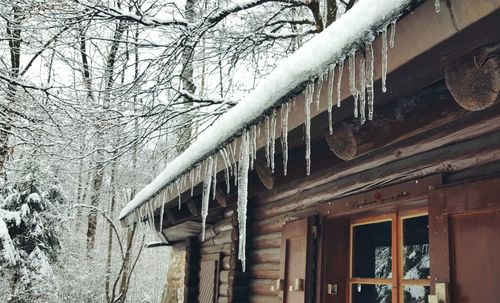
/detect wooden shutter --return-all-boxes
[320,216,349,303]
[198,253,221,303]
[278,217,315,303]
[429,177,500,303]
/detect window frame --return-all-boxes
[348,209,429,303]
[397,209,430,303]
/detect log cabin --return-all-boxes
[119,0,500,302]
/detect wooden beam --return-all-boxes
[324,122,357,160]
[165,208,176,223]
[324,86,469,161]
[445,42,500,111]
[255,159,274,189]
[186,200,200,216]
[215,186,228,207]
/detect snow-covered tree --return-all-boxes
[0,158,64,303]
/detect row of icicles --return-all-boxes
[135,18,399,272]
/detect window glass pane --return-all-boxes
[352,221,392,278]
[403,285,430,303]
[351,284,392,303]
[403,216,429,280]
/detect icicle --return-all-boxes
[389,19,397,48]
[248,127,254,170]
[381,25,389,93]
[348,51,358,117]
[220,148,231,194]
[336,59,344,107]
[190,170,195,196]
[315,73,324,110]
[435,0,440,13]
[365,42,375,120]
[327,65,336,134]
[305,83,313,176]
[237,129,250,272]
[195,164,201,183]
[212,153,218,200]
[359,55,366,125]
[280,103,290,176]
[176,180,182,209]
[270,109,277,173]
[159,202,165,232]
[150,205,155,231]
[251,125,257,170]
[201,156,213,241]
[228,141,238,186]
[265,116,271,168]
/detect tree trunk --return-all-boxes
[1,5,22,181]
[177,0,197,154]
[105,158,118,302]
[86,19,126,253]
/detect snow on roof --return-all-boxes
[119,0,414,224]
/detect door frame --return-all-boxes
[319,175,441,303]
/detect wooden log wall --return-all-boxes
[246,204,283,303]
[243,87,500,303]
[198,206,248,303]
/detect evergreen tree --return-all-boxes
[0,159,64,303]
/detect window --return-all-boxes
[349,212,429,303]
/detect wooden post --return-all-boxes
[445,43,500,111]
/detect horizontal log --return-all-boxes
[202,229,232,247]
[249,279,278,296]
[250,232,281,249]
[251,215,284,234]
[224,208,234,218]
[326,91,470,161]
[249,268,279,280]
[200,243,231,255]
[256,159,274,189]
[219,283,229,297]
[248,295,279,303]
[276,129,500,215]
[222,256,231,270]
[200,217,233,241]
[255,108,500,216]
[220,270,229,284]
[445,42,500,111]
[249,248,281,264]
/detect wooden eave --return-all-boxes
[149,0,500,231]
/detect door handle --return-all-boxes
[428,283,448,303]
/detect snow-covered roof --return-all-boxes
[119,0,416,226]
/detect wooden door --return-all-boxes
[279,217,315,303]
[321,216,349,303]
[429,177,500,303]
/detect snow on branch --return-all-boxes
[119,0,414,222]
[179,90,237,106]
[75,1,189,27]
